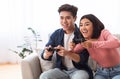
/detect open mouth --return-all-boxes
[82,30,88,34]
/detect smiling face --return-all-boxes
[59,11,76,34]
[79,18,93,39]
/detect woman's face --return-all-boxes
[79,18,93,39]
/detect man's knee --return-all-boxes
[71,70,89,79]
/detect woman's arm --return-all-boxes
[92,29,120,48]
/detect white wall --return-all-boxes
[0,0,120,63]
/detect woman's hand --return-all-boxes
[81,39,97,48]
[81,41,92,48]
[69,42,76,50]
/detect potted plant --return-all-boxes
[9,27,42,59]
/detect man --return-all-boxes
[40,4,93,79]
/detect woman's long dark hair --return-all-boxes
[80,14,105,39]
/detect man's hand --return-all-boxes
[55,45,80,62]
[43,45,54,59]
[55,45,69,56]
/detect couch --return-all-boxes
[20,34,120,79]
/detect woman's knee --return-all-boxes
[113,75,120,79]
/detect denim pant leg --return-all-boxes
[112,64,120,79]
[94,64,120,79]
[113,75,120,79]
[70,70,89,79]
[39,68,70,79]
[94,75,106,79]
[64,68,89,79]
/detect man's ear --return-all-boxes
[74,16,77,21]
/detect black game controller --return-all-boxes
[73,38,86,44]
[47,47,60,52]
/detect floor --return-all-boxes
[0,63,22,79]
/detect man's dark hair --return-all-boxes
[58,4,78,17]
[80,14,105,39]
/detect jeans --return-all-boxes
[39,68,89,79]
[94,64,120,79]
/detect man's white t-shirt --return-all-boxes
[64,32,75,70]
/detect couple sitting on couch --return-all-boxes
[40,4,120,79]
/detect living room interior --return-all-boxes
[0,0,120,79]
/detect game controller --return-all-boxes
[47,47,60,52]
[73,38,86,44]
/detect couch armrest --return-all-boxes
[20,53,42,79]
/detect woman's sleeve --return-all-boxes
[73,43,84,53]
[92,29,120,48]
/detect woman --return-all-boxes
[71,14,120,79]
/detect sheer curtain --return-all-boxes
[0,0,34,63]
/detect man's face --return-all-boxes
[59,11,76,33]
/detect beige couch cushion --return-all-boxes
[39,56,54,72]
[38,50,56,72]
[88,56,97,72]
